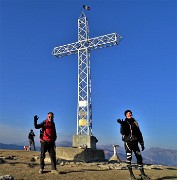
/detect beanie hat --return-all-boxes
[124,110,132,116]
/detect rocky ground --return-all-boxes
[0,150,177,180]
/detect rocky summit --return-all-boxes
[0,150,177,180]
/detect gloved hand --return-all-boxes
[141,143,145,151]
[117,119,124,124]
[34,115,39,122]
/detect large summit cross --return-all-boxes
[52,11,122,148]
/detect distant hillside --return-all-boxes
[0,143,41,151]
[97,144,177,167]
[0,141,72,151]
[0,143,24,150]
[57,141,72,147]
[142,147,177,167]
[1,142,176,167]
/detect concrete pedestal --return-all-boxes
[56,147,105,162]
[109,155,121,163]
[109,145,121,163]
[72,135,98,149]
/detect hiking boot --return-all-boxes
[130,174,137,180]
[51,170,60,174]
[39,169,44,174]
[140,174,151,180]
[128,165,137,180]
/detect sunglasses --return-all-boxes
[47,116,53,118]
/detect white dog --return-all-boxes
[24,145,31,151]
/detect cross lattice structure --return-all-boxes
[52,11,122,136]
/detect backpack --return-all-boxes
[39,121,46,140]
[40,128,44,140]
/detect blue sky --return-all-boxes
[0,0,176,150]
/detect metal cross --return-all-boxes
[52,11,122,136]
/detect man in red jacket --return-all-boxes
[34,112,59,174]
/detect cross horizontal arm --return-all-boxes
[87,33,122,51]
[52,41,79,58]
[52,33,122,58]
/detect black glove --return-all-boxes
[34,115,39,122]
[141,143,145,151]
[117,119,124,124]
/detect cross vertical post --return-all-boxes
[77,12,92,136]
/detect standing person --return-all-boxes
[117,110,151,180]
[34,112,59,174]
[28,129,36,151]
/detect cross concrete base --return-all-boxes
[72,135,98,149]
[56,147,105,162]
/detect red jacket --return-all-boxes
[34,119,57,143]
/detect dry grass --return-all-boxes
[0,150,177,180]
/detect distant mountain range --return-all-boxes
[0,142,176,167]
[141,147,177,167]
[0,143,24,150]
[97,144,177,167]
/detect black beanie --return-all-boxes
[124,110,132,116]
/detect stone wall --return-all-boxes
[56,147,105,162]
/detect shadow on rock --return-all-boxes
[166,167,177,170]
[156,176,177,180]
[60,168,112,174]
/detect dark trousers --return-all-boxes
[29,139,36,151]
[124,140,143,168]
[40,141,57,170]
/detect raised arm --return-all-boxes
[34,115,45,129]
